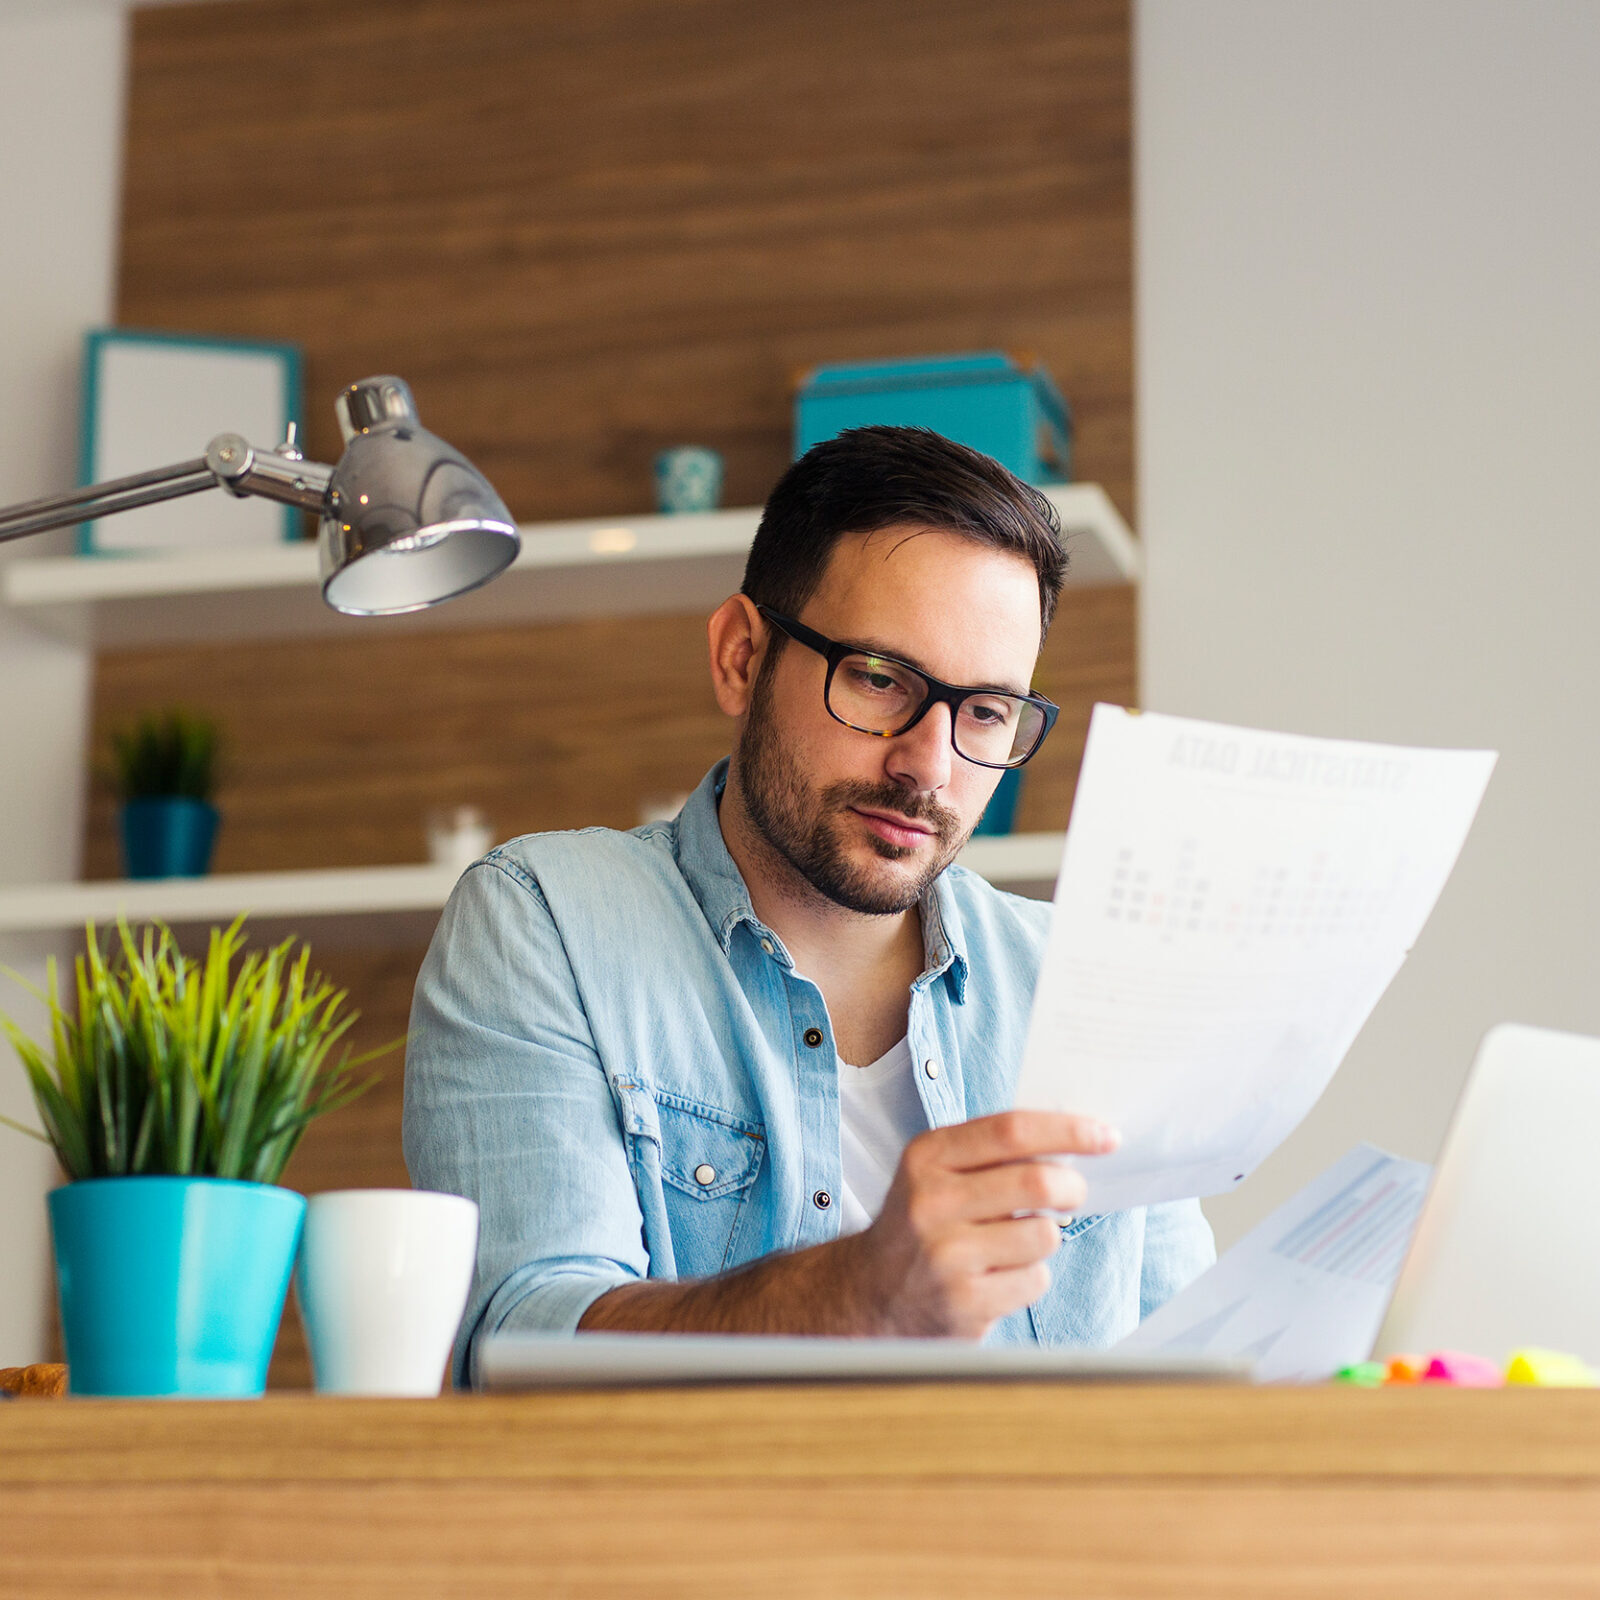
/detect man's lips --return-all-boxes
[850,806,938,850]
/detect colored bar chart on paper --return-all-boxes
[1119,1143,1432,1382]
[1271,1153,1432,1288]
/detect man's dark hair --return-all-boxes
[741,426,1068,639]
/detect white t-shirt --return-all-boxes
[837,1036,926,1234]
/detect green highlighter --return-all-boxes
[1334,1361,1388,1387]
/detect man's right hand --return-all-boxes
[842,1110,1120,1340]
[579,1109,1117,1339]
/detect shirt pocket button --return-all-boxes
[694,1163,717,1187]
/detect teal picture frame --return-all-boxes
[78,327,304,555]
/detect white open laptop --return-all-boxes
[1372,1020,1600,1365]
[1122,1020,1600,1380]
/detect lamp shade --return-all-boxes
[317,377,519,615]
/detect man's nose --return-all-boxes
[885,700,954,794]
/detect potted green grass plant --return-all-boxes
[111,710,221,879]
[0,917,383,1397]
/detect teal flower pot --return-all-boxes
[119,797,219,879]
[48,1177,305,1397]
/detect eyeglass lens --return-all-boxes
[829,652,1044,766]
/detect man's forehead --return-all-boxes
[806,523,1044,684]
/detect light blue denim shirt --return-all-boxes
[404,760,1214,1387]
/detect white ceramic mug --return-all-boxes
[425,805,493,874]
[294,1189,479,1396]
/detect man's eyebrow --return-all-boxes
[845,633,1033,698]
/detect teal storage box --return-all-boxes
[794,351,1071,483]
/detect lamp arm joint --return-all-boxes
[204,433,333,513]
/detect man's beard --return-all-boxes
[734,664,967,916]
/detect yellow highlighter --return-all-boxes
[1505,1349,1598,1387]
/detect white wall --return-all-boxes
[1137,0,1600,1246]
[0,2,125,1362]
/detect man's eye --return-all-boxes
[962,698,1016,727]
[845,662,909,695]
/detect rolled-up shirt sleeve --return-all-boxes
[403,857,648,1387]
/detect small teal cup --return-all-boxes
[653,446,723,514]
[49,1176,305,1397]
[119,797,219,879]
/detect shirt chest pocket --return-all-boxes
[656,1094,766,1276]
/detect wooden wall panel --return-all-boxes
[83,589,1131,880]
[81,591,1132,885]
[109,0,1135,1385]
[84,611,733,878]
[120,0,1133,521]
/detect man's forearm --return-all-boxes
[578,1233,887,1334]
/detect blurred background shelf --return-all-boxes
[955,830,1064,893]
[0,832,1065,942]
[0,864,462,949]
[1,484,1136,649]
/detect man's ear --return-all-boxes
[707,594,769,718]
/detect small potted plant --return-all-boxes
[111,710,221,879]
[0,917,383,1397]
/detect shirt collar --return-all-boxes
[672,759,767,956]
[920,871,971,1002]
[670,758,971,1000]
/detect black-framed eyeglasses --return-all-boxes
[757,606,1059,769]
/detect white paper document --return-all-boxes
[1014,706,1494,1211]
[1118,1143,1432,1382]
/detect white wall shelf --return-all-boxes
[1,484,1137,649]
[0,833,1064,940]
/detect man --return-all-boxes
[405,426,1213,1386]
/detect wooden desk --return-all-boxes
[4,1385,1599,1597]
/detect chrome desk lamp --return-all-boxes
[0,376,520,615]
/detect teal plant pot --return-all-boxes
[119,797,219,879]
[48,1176,305,1398]
[971,768,1024,837]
